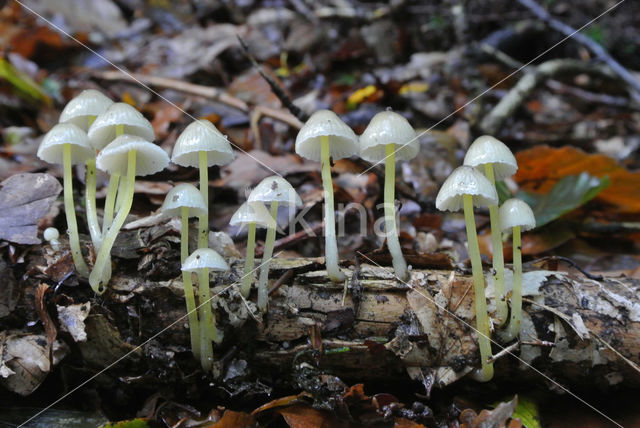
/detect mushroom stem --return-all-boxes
[320,136,345,282]
[181,206,200,360]
[257,201,278,311]
[197,267,214,371]
[102,124,125,234]
[240,221,257,297]
[63,143,90,277]
[463,194,494,381]
[197,151,209,249]
[384,143,409,281]
[506,225,523,340]
[484,163,507,326]
[85,158,101,250]
[89,149,136,294]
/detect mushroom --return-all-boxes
[436,165,498,382]
[359,110,418,281]
[37,123,95,277]
[247,176,302,311]
[59,89,114,249]
[88,102,155,234]
[463,135,517,326]
[181,248,229,371]
[44,227,61,251]
[229,201,276,298]
[89,135,170,293]
[295,110,358,282]
[161,183,208,359]
[499,198,535,341]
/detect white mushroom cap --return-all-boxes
[435,165,498,212]
[87,102,155,150]
[161,183,208,218]
[59,89,114,131]
[37,123,95,165]
[171,119,234,167]
[96,135,170,176]
[499,198,536,232]
[248,176,302,207]
[359,110,418,162]
[295,110,358,161]
[181,248,228,272]
[229,201,276,229]
[43,227,60,241]
[463,135,517,180]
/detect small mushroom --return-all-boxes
[181,248,229,371]
[463,135,518,326]
[161,183,208,360]
[59,89,114,249]
[37,123,95,277]
[229,201,276,298]
[436,165,498,382]
[359,110,418,281]
[90,135,170,293]
[248,176,302,311]
[499,198,535,341]
[43,227,61,251]
[295,110,358,282]
[88,102,155,234]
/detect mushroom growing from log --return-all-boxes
[295,110,358,282]
[436,165,498,382]
[359,110,418,281]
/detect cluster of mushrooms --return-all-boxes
[39,90,535,378]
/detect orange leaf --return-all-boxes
[251,392,312,416]
[205,410,254,428]
[394,418,426,428]
[277,404,346,428]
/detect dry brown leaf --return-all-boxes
[277,404,345,428]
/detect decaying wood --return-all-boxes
[59,256,640,392]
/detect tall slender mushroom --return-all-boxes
[59,89,114,250]
[295,110,358,282]
[248,176,302,311]
[436,165,498,382]
[87,102,155,234]
[161,183,208,359]
[89,135,169,293]
[37,123,95,277]
[181,248,229,371]
[229,201,276,298]
[499,198,535,341]
[359,110,418,281]
[463,135,517,326]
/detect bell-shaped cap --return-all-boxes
[37,123,95,165]
[59,89,114,131]
[229,201,276,229]
[463,135,517,180]
[171,119,234,167]
[96,135,169,176]
[248,176,302,207]
[499,198,536,232]
[359,111,418,162]
[87,102,155,150]
[182,248,228,272]
[295,110,358,161]
[436,165,498,212]
[161,183,208,218]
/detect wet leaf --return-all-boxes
[204,410,254,427]
[277,404,346,428]
[512,396,541,428]
[517,172,610,228]
[474,395,518,427]
[0,173,62,244]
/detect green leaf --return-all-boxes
[512,395,541,428]
[0,58,51,105]
[517,172,610,228]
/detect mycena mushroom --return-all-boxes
[229,201,276,298]
[161,183,208,360]
[359,110,418,281]
[37,123,95,277]
[59,89,113,249]
[295,110,358,282]
[248,176,302,311]
[89,135,170,293]
[464,135,517,326]
[499,198,535,341]
[436,165,498,382]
